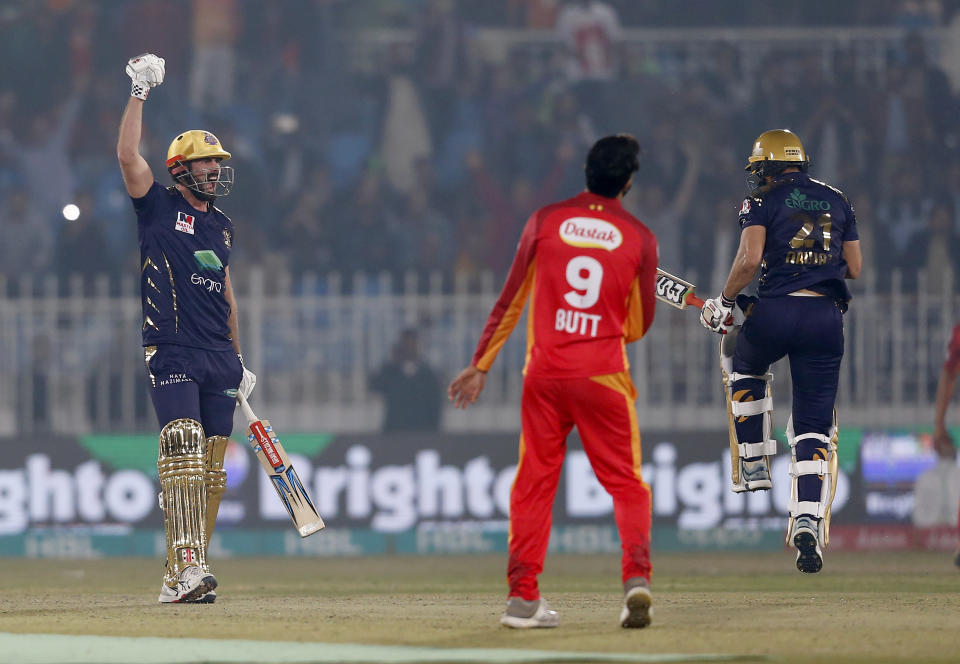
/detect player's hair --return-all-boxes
[585,134,641,198]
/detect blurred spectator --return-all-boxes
[0,1,955,289]
[0,190,52,281]
[189,0,241,114]
[332,170,403,279]
[381,44,433,196]
[52,192,113,286]
[369,328,442,432]
[946,158,960,234]
[392,188,456,275]
[413,0,470,145]
[1,91,84,222]
[911,432,960,528]
[801,55,862,186]
[627,138,701,274]
[704,198,746,294]
[901,31,957,154]
[554,0,622,131]
[555,1,621,83]
[507,0,562,27]
[277,165,337,275]
[900,198,959,293]
[874,167,933,288]
[464,144,574,274]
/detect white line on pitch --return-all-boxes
[0,633,760,663]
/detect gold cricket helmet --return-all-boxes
[744,129,809,172]
[166,130,234,200]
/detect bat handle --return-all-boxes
[236,391,258,424]
[687,293,705,308]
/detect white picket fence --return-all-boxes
[0,267,954,435]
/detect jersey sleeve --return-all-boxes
[738,195,767,230]
[623,228,658,343]
[844,198,859,242]
[471,212,539,371]
[131,182,163,226]
[945,324,960,374]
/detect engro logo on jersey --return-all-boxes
[191,273,223,292]
[785,188,831,211]
[559,217,622,251]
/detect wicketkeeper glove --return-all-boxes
[237,354,257,400]
[700,293,736,335]
[126,53,165,100]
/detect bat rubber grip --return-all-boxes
[687,293,705,308]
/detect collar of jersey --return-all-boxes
[578,191,623,209]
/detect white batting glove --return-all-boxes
[126,53,165,100]
[237,354,257,400]
[700,294,736,335]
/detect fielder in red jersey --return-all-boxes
[449,135,658,629]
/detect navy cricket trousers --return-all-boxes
[732,296,844,502]
[144,344,242,437]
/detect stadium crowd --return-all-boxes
[1,0,959,294]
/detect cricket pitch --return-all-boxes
[0,551,958,663]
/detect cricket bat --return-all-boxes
[655,268,705,310]
[237,393,325,537]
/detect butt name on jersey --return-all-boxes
[555,309,601,337]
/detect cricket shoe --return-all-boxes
[620,577,653,629]
[792,515,823,574]
[500,597,560,629]
[158,565,218,603]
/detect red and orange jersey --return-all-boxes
[472,191,658,378]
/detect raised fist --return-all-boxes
[126,53,165,100]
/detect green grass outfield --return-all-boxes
[0,552,958,663]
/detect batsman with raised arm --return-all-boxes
[117,54,256,603]
[700,129,862,573]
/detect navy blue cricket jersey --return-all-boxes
[738,172,859,304]
[132,182,235,350]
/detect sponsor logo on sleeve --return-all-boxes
[558,217,622,251]
[175,211,195,234]
[739,199,751,215]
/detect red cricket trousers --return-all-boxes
[507,371,652,600]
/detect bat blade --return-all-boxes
[239,395,325,537]
[655,268,704,310]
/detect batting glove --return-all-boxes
[237,354,257,400]
[700,294,736,335]
[126,53,165,100]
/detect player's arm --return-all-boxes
[224,267,242,356]
[721,225,764,300]
[117,98,153,198]
[701,224,763,334]
[624,231,658,343]
[842,240,862,279]
[448,213,539,409]
[224,266,257,400]
[117,54,165,198]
